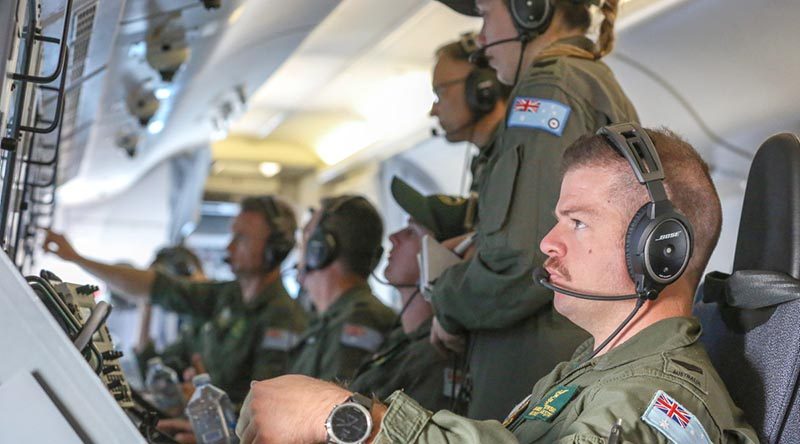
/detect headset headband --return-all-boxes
[598,123,669,205]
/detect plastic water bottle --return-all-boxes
[144,357,184,416]
[185,373,239,444]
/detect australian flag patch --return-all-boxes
[641,390,711,444]
[507,96,571,136]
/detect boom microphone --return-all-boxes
[533,267,649,361]
[468,36,526,65]
[533,267,639,301]
[371,271,418,289]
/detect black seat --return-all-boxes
[694,133,800,443]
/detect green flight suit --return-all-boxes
[429,36,639,420]
[373,317,759,444]
[149,271,308,405]
[348,318,467,413]
[289,284,396,382]
[469,127,499,195]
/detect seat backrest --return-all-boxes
[694,133,800,444]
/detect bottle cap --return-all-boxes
[192,373,211,387]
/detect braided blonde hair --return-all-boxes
[595,0,618,58]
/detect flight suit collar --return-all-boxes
[589,316,702,371]
[320,283,371,319]
[553,35,597,53]
[243,278,287,311]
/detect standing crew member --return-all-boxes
[431,32,509,196]
[428,0,639,420]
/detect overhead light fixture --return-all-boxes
[228,5,245,25]
[258,162,282,178]
[315,121,377,165]
[155,87,172,100]
[147,120,165,134]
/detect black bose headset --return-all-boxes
[458,32,505,119]
[599,123,694,299]
[508,0,601,37]
[304,196,384,272]
[253,196,296,271]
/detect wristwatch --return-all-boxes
[325,392,374,444]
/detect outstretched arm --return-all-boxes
[43,230,156,299]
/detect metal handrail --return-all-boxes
[30,188,55,205]
[10,0,75,84]
[19,47,70,135]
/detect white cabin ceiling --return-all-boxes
[53,0,800,205]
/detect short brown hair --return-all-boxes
[240,196,298,262]
[561,128,722,290]
[319,195,384,278]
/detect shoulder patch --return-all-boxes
[665,357,707,393]
[641,390,711,444]
[340,323,384,352]
[260,328,300,351]
[523,385,580,422]
[507,97,571,136]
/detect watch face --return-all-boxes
[330,404,370,443]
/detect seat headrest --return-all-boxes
[703,270,800,309]
[733,133,800,279]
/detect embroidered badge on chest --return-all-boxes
[507,96,571,136]
[641,390,711,444]
[230,319,246,339]
[523,385,580,422]
[217,307,232,328]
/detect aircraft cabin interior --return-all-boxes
[0,0,798,443]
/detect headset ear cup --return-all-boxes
[264,245,275,271]
[625,205,651,282]
[509,0,555,34]
[465,69,500,118]
[305,231,338,272]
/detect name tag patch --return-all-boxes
[523,385,579,422]
[260,328,299,351]
[340,323,384,352]
[507,97,571,136]
[641,390,711,444]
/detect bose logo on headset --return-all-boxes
[655,231,681,242]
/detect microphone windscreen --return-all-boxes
[468,49,489,67]
[532,267,550,286]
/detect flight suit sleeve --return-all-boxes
[430,82,596,333]
[249,304,308,381]
[149,270,220,320]
[538,376,759,444]
[374,392,518,444]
